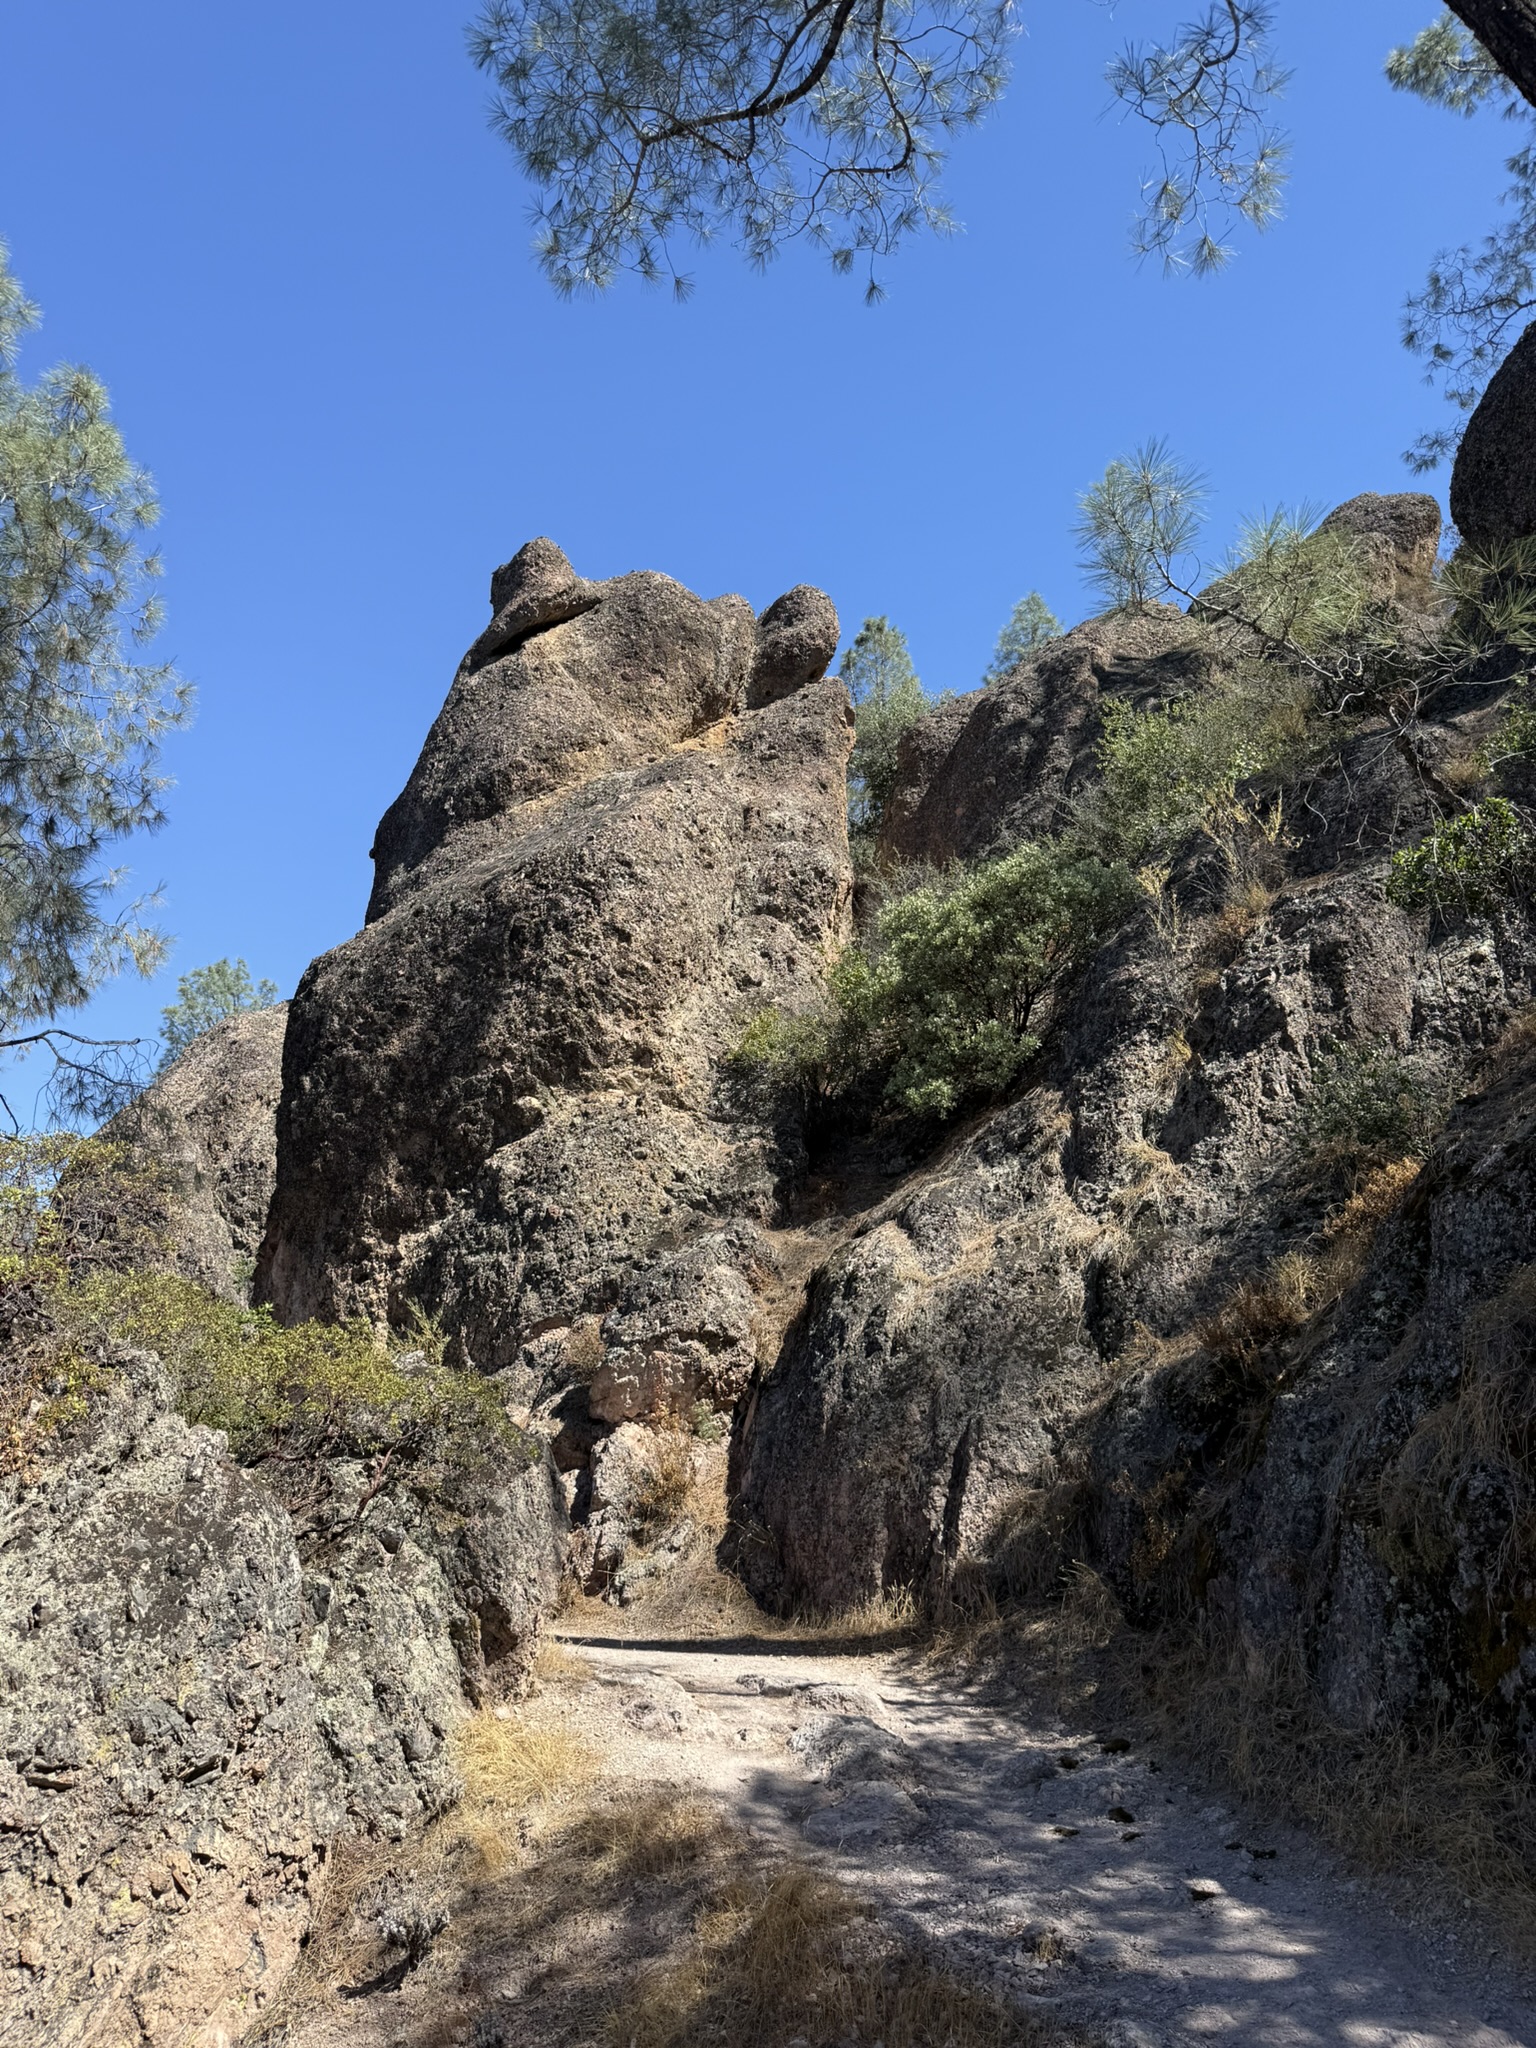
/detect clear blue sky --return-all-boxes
[0,0,1519,1107]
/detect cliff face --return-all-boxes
[256,542,853,1430]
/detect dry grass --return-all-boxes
[629,1422,699,1538]
[608,1857,1058,2048]
[452,1708,599,1818]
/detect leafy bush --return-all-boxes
[69,1268,516,1473]
[1086,680,1306,872]
[738,842,1135,1122]
[1385,798,1533,917]
[1300,1045,1445,1183]
[866,843,1137,1114]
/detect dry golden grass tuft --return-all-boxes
[452,1708,599,1819]
[608,1858,1058,2048]
[562,1319,608,1381]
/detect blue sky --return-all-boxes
[0,0,1521,1107]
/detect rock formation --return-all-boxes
[732,491,1536,1747]
[104,1003,287,1300]
[0,1355,319,2044]
[1452,318,1536,550]
[256,542,852,1429]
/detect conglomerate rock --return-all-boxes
[257,542,853,1403]
[0,1355,320,2045]
[103,1003,288,1301]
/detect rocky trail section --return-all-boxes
[559,1631,1535,2048]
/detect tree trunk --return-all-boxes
[1449,0,1536,109]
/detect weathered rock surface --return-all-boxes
[1317,490,1441,598]
[1451,318,1536,550]
[876,604,1209,868]
[105,1004,288,1301]
[0,1346,568,2038]
[297,1431,567,1838]
[734,492,1536,1765]
[0,1353,320,2044]
[1087,1022,1536,1751]
[257,545,852,1393]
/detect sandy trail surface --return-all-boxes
[557,1627,1536,2048]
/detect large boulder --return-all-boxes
[256,544,853,1388]
[0,1355,320,2044]
[104,1005,287,1301]
[1451,319,1536,550]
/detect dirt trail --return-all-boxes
[559,1627,1536,2048]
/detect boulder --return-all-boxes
[0,1354,320,2045]
[1316,491,1441,599]
[103,1004,287,1301]
[1451,320,1536,550]
[256,548,853,1374]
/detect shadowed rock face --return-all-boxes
[1452,319,1536,550]
[875,605,1209,870]
[258,544,852,1399]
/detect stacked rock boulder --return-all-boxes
[256,542,853,1433]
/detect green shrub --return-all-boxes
[0,1132,516,1482]
[67,1268,516,1472]
[1198,510,1376,656]
[737,842,1134,1120]
[1087,680,1305,871]
[1385,798,1533,917]
[1480,676,1536,772]
[1300,1045,1445,1183]
[865,842,1137,1114]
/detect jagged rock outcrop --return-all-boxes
[1452,318,1536,551]
[104,1004,288,1301]
[734,487,1536,1754]
[0,1355,320,2044]
[0,1351,567,2037]
[876,605,1209,869]
[1087,1021,1536,1750]
[257,543,852,1401]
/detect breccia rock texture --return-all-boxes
[0,1358,567,2038]
[1451,317,1536,550]
[0,1354,319,2045]
[257,542,853,1398]
[104,1004,288,1301]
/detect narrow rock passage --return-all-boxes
[559,1631,1536,2048]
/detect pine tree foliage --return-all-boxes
[982,592,1061,684]
[468,0,1014,296]
[839,615,927,837]
[1106,2,1290,276]
[160,959,280,1067]
[0,245,191,1121]
[1075,440,1207,608]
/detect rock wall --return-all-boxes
[256,542,853,1429]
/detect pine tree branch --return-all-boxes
[1448,0,1536,111]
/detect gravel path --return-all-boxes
[560,1629,1536,2048]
